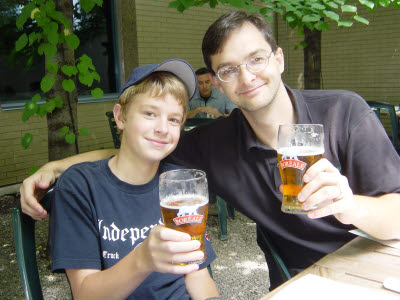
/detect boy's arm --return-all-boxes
[64,227,203,300]
[185,268,220,300]
[20,149,117,220]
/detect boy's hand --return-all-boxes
[137,226,203,274]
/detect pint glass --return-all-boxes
[277,124,324,214]
[159,169,209,264]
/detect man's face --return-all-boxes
[209,23,285,113]
[196,73,213,98]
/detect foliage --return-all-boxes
[14,0,103,149]
[168,0,400,48]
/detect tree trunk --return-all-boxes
[46,0,79,161]
[303,27,321,90]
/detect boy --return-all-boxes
[50,59,220,300]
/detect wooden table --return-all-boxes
[260,236,400,299]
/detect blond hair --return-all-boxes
[118,71,189,125]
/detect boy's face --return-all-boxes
[209,23,284,113]
[115,90,184,164]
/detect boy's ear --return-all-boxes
[209,73,225,94]
[113,104,125,131]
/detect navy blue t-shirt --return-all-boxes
[50,158,216,300]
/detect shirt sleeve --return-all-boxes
[50,180,102,272]
[343,110,400,195]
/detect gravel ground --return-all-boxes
[0,194,270,299]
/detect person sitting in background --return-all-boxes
[50,59,219,300]
[186,67,237,119]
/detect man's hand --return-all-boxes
[296,158,364,224]
[20,166,56,220]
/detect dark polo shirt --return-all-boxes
[167,86,400,270]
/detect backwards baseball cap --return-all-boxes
[120,58,197,100]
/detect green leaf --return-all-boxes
[59,126,69,137]
[29,32,40,46]
[40,75,56,93]
[25,101,38,114]
[44,22,59,45]
[314,20,330,31]
[338,20,353,27]
[46,61,58,74]
[300,41,308,48]
[259,7,272,15]
[46,100,56,113]
[37,104,48,117]
[323,10,339,21]
[48,10,70,28]
[333,0,345,5]
[21,133,33,149]
[28,166,40,176]
[168,1,180,8]
[61,65,78,77]
[65,34,80,50]
[38,43,57,58]
[22,110,30,122]
[326,1,339,9]
[354,15,370,25]
[16,2,35,28]
[15,34,28,52]
[91,88,104,99]
[92,71,100,82]
[79,126,89,136]
[359,0,375,10]
[302,14,321,22]
[62,79,76,92]
[81,0,96,13]
[311,3,326,10]
[32,94,41,103]
[180,0,195,8]
[379,0,391,7]
[54,97,63,108]
[341,5,357,12]
[65,133,76,144]
[228,0,244,8]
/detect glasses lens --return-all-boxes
[218,66,238,82]
[247,55,268,72]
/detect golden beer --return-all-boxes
[160,195,209,264]
[278,146,324,214]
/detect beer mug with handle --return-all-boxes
[277,124,324,214]
[159,169,209,264]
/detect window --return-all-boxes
[0,0,120,110]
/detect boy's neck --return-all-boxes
[108,152,160,185]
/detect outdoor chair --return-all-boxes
[12,188,214,300]
[366,101,399,151]
[12,189,54,300]
[105,111,235,240]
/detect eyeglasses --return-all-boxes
[216,50,274,83]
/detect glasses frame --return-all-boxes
[216,50,274,83]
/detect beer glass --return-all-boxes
[277,124,324,214]
[159,169,209,264]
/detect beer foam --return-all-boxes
[278,146,324,156]
[160,194,208,209]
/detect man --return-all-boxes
[186,67,237,119]
[20,11,400,291]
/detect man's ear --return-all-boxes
[275,47,285,74]
[209,73,225,94]
[113,104,125,131]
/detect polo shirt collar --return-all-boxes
[240,84,314,151]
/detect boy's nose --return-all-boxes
[155,118,168,134]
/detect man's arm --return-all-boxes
[20,149,117,220]
[298,158,400,240]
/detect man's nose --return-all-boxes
[238,65,256,85]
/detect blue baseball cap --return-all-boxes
[120,58,197,100]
